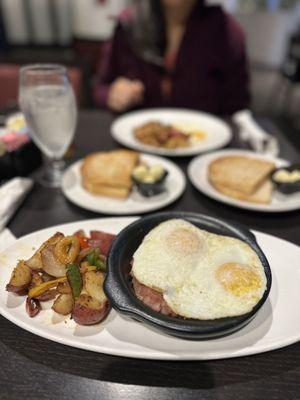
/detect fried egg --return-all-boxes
[172,122,206,142]
[132,219,267,320]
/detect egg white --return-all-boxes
[132,219,267,320]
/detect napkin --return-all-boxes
[233,110,280,157]
[0,177,33,232]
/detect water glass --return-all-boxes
[19,64,77,187]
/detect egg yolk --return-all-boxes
[166,228,202,256]
[193,131,206,140]
[216,263,262,297]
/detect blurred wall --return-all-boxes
[208,0,300,67]
[1,0,30,44]
[209,1,300,114]
[72,0,130,40]
[235,11,298,67]
[28,0,55,44]
[53,0,73,45]
[234,8,300,115]
[0,0,73,45]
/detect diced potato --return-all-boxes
[30,272,43,288]
[52,293,73,315]
[57,281,71,294]
[83,271,107,303]
[79,262,97,275]
[6,261,32,295]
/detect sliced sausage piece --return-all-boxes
[132,277,176,317]
[72,294,110,325]
[89,231,116,256]
[73,230,85,238]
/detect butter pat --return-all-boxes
[273,169,300,183]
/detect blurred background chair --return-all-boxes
[0,63,82,110]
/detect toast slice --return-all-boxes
[208,155,275,195]
[81,150,139,198]
[213,179,273,204]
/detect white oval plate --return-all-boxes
[61,154,186,214]
[188,149,300,212]
[0,217,299,360]
[111,109,232,157]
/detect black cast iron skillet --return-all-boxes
[104,212,272,340]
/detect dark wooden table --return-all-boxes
[1,111,300,400]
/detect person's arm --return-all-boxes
[219,15,250,116]
[93,23,144,111]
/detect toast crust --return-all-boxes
[213,180,273,204]
[82,180,130,199]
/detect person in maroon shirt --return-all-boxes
[93,0,250,116]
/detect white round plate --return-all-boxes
[0,217,299,360]
[61,154,186,214]
[111,108,232,157]
[188,149,300,213]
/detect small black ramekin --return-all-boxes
[132,171,168,197]
[271,163,300,195]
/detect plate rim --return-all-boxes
[61,153,186,214]
[187,148,300,213]
[0,217,300,360]
[111,108,232,157]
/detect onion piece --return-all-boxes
[54,236,80,264]
[26,232,64,271]
[41,244,67,277]
[76,247,92,264]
